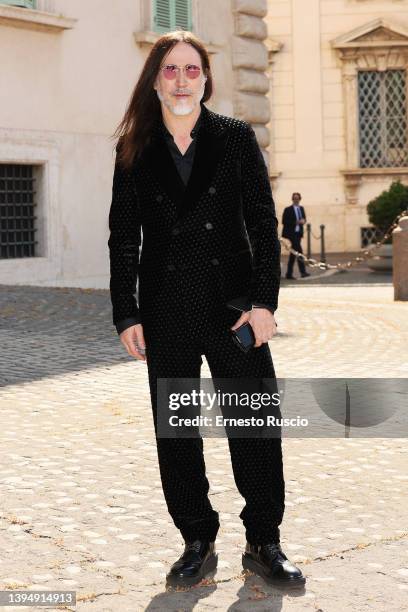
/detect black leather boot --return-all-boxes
[242,542,306,588]
[166,540,218,587]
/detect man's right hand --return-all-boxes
[119,324,146,361]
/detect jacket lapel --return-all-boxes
[177,118,228,221]
[139,103,229,223]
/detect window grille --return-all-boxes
[358,69,408,168]
[360,226,384,248]
[0,164,38,259]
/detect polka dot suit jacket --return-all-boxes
[108,102,281,341]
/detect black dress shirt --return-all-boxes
[160,112,202,186]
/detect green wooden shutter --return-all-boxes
[153,0,192,33]
[174,0,191,30]
[0,0,36,8]
[154,0,171,32]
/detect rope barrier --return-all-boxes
[280,208,408,271]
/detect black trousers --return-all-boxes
[144,324,285,545]
[286,233,306,276]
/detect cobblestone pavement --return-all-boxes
[0,283,407,611]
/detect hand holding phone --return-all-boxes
[231,321,255,353]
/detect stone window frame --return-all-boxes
[0,1,75,32]
[0,133,62,280]
[332,17,408,204]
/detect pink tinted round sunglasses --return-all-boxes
[160,63,202,80]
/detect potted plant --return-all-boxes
[366,180,408,271]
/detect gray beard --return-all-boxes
[156,79,206,116]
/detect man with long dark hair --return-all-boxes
[108,30,306,589]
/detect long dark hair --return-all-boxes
[111,30,213,170]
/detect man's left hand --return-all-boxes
[230,308,278,348]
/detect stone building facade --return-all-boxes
[1,0,407,287]
[266,0,408,252]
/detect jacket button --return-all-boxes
[156,195,163,202]
[211,258,219,266]
[172,227,180,235]
[205,222,213,230]
[167,264,176,271]
[208,186,216,194]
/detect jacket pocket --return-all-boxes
[226,247,252,259]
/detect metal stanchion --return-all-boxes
[320,224,326,264]
[306,223,311,259]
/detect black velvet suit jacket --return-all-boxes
[108,102,281,341]
[282,205,306,240]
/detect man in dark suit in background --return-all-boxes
[282,192,311,279]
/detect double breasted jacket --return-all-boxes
[108,102,281,342]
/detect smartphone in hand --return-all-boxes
[231,321,255,353]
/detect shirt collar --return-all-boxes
[160,110,203,140]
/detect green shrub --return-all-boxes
[366,180,408,244]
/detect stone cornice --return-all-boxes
[0,4,76,32]
[331,17,408,52]
[341,168,408,205]
[133,30,221,54]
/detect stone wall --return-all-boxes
[232,0,271,163]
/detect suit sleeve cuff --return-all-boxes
[251,303,275,314]
[115,316,141,336]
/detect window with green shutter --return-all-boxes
[0,0,36,8]
[153,0,192,33]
